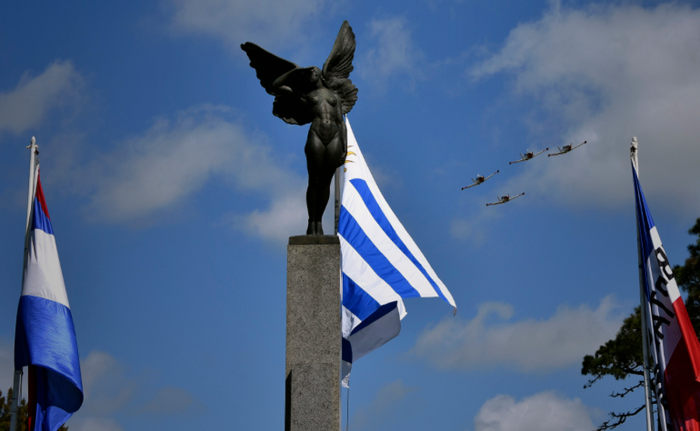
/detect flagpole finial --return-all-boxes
[27,136,38,151]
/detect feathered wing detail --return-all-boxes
[322,21,358,115]
[241,42,312,125]
[272,97,313,126]
[240,42,298,94]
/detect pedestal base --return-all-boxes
[286,235,340,431]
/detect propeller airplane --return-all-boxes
[548,141,587,157]
[462,170,499,190]
[486,193,525,207]
[509,148,548,165]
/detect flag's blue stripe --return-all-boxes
[349,179,448,303]
[32,197,54,235]
[342,337,353,363]
[15,296,84,405]
[350,301,398,336]
[342,274,381,321]
[632,162,655,300]
[35,366,77,431]
[339,206,421,299]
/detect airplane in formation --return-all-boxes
[486,193,525,207]
[462,170,499,190]
[465,140,588,204]
[509,148,548,165]
[548,141,587,157]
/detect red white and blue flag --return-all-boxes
[14,170,83,431]
[633,157,700,431]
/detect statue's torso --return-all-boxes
[306,88,343,142]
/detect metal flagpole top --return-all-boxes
[27,136,38,150]
[631,136,639,171]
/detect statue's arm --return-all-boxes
[339,113,348,159]
[272,69,301,97]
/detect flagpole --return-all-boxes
[632,137,655,431]
[10,137,39,431]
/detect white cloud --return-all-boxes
[165,0,327,50]
[450,206,503,245]
[413,296,622,372]
[84,105,306,241]
[352,380,418,430]
[471,3,700,216]
[68,350,203,429]
[240,194,307,241]
[474,391,595,431]
[78,351,136,417]
[139,386,205,416]
[0,60,84,135]
[0,341,15,394]
[68,417,123,431]
[359,17,424,91]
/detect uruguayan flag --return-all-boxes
[15,170,83,431]
[339,119,456,386]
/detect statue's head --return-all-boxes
[308,66,323,85]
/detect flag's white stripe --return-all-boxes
[342,185,438,298]
[341,301,408,338]
[645,252,681,360]
[347,305,402,363]
[342,305,361,338]
[340,237,403,307]
[344,120,455,307]
[22,228,70,308]
[650,227,680,302]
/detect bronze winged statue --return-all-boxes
[241,21,358,236]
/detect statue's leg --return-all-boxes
[305,130,325,235]
[315,135,344,232]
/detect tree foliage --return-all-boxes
[0,387,68,431]
[673,219,700,335]
[581,218,700,430]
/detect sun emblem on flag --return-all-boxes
[344,146,356,172]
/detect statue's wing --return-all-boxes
[241,43,312,125]
[322,21,358,115]
[241,42,299,95]
[272,96,313,126]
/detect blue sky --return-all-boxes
[2,0,700,430]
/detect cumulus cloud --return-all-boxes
[471,3,700,216]
[68,350,202,429]
[139,386,205,416]
[413,296,622,372]
[68,417,124,431]
[0,60,84,135]
[84,105,306,241]
[450,206,503,245]
[474,391,595,431]
[78,351,136,417]
[165,0,327,50]
[0,341,15,394]
[352,380,418,430]
[359,17,424,91]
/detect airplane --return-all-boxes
[548,141,587,157]
[509,148,548,165]
[486,193,525,207]
[462,170,499,190]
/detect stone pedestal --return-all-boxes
[286,235,340,431]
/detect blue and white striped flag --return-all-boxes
[15,169,83,431]
[339,119,456,386]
